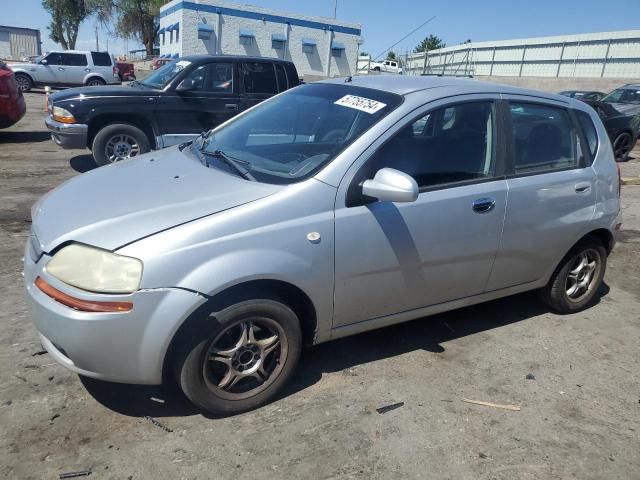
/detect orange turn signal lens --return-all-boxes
[35,277,133,312]
[52,114,76,124]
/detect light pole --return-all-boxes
[333,0,337,18]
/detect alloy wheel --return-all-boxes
[203,318,287,401]
[15,75,30,92]
[104,133,140,162]
[565,248,601,303]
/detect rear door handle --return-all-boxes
[225,103,238,111]
[472,197,496,213]
[575,182,591,193]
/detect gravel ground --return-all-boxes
[1,93,639,480]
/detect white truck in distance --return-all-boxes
[369,59,403,74]
[10,50,120,92]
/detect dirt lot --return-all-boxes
[1,93,639,480]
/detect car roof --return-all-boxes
[319,75,572,102]
[180,54,293,65]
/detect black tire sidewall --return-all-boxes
[614,133,631,161]
[86,78,106,86]
[544,239,607,313]
[177,299,302,416]
[91,123,151,166]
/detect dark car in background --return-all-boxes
[584,99,640,161]
[45,55,300,165]
[559,90,605,101]
[0,61,26,129]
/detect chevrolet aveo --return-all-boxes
[25,76,621,415]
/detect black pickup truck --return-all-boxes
[45,55,300,165]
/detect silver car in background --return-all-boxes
[24,76,621,415]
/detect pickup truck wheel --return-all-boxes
[14,73,32,93]
[175,299,302,416]
[91,123,151,165]
[86,77,106,87]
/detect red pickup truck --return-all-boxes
[116,62,136,81]
[0,61,26,128]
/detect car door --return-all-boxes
[239,61,279,111]
[485,97,597,291]
[61,52,89,85]
[38,52,66,84]
[333,97,508,327]
[156,61,238,146]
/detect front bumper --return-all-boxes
[45,116,88,149]
[23,242,206,384]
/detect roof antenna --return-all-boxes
[345,76,352,83]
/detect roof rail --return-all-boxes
[420,73,474,78]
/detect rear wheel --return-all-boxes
[86,77,106,87]
[540,238,607,313]
[91,123,151,166]
[14,73,32,93]
[612,132,633,161]
[175,299,302,415]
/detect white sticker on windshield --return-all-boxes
[334,95,386,114]
[175,60,191,71]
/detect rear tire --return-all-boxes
[14,73,32,93]
[86,77,106,87]
[91,123,151,166]
[175,299,302,416]
[612,132,632,162]
[540,238,607,313]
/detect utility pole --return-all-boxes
[333,0,337,18]
[95,26,99,51]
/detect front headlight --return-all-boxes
[52,106,76,124]
[45,244,143,294]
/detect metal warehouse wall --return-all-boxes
[0,26,41,60]
[404,30,640,78]
[159,0,362,77]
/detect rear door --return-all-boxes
[485,97,597,291]
[156,60,238,146]
[61,53,89,85]
[239,61,279,111]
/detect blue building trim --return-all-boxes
[160,1,362,36]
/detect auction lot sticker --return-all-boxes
[334,95,387,114]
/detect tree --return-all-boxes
[414,34,446,53]
[386,51,397,61]
[42,0,93,50]
[91,0,163,56]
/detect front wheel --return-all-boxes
[540,238,607,313]
[612,132,633,161]
[91,123,151,165]
[14,73,32,93]
[176,299,302,416]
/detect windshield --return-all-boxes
[141,59,190,88]
[601,88,640,105]
[199,83,402,184]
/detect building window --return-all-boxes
[272,33,286,50]
[240,29,255,46]
[302,38,317,54]
[331,42,345,57]
[198,23,214,40]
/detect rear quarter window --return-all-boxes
[91,52,112,67]
[575,110,598,160]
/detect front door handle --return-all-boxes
[472,197,496,213]
[225,103,238,111]
[58,67,65,71]
[575,182,591,193]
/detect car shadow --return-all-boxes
[80,283,610,418]
[0,131,50,143]
[69,153,97,173]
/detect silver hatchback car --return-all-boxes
[24,76,621,415]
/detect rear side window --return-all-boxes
[62,53,88,67]
[91,52,112,66]
[241,62,278,94]
[575,110,598,158]
[509,103,578,175]
[274,63,287,92]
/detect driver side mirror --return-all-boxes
[40,59,48,65]
[176,78,195,92]
[362,168,419,203]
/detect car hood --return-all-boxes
[31,146,283,252]
[51,84,159,103]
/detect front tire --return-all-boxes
[612,132,632,161]
[176,299,302,416]
[91,123,151,165]
[14,73,32,93]
[540,238,607,313]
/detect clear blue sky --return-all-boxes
[4,0,640,57]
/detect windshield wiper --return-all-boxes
[202,149,255,181]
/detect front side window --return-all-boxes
[43,53,64,65]
[198,84,402,184]
[183,62,233,93]
[359,101,495,190]
[509,103,578,174]
[241,62,277,95]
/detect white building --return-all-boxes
[404,30,640,78]
[0,25,41,61]
[159,0,362,77]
